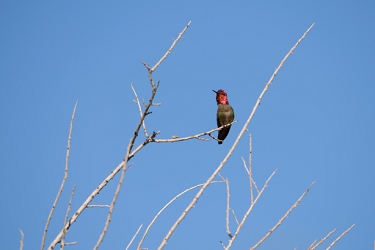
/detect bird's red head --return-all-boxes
[213,89,229,104]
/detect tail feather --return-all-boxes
[217,126,231,144]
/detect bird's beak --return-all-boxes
[212,90,217,94]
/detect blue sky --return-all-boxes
[1,1,374,249]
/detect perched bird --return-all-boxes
[213,89,235,144]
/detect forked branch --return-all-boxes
[309,228,337,250]
[60,185,76,249]
[41,101,77,250]
[47,21,191,250]
[225,170,277,249]
[250,181,316,250]
[153,121,236,143]
[151,21,192,73]
[93,142,132,249]
[138,181,224,250]
[157,23,315,250]
[326,224,355,250]
[126,224,143,250]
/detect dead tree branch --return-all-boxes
[326,224,355,250]
[93,142,132,249]
[309,228,337,250]
[157,23,315,250]
[41,101,77,250]
[19,229,24,250]
[60,185,76,250]
[138,181,224,250]
[126,224,143,250]
[250,181,315,250]
[225,170,277,250]
[47,21,191,250]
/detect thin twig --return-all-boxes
[94,142,132,250]
[309,228,336,250]
[131,84,149,138]
[157,23,314,250]
[231,209,239,226]
[326,224,355,250]
[250,181,315,250]
[125,224,143,250]
[249,134,253,204]
[19,229,24,250]
[308,240,317,250]
[151,21,192,73]
[207,133,221,143]
[241,157,250,176]
[87,205,111,208]
[224,177,232,238]
[41,101,77,250]
[225,170,277,250]
[241,157,259,195]
[138,181,224,250]
[62,242,77,246]
[218,173,232,238]
[153,121,236,143]
[60,185,76,250]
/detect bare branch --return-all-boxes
[250,181,315,250]
[19,229,24,250]
[225,170,277,250]
[41,101,77,250]
[264,23,315,96]
[308,240,317,250]
[60,185,76,250]
[151,21,192,72]
[125,224,143,250]
[326,224,355,250]
[47,22,190,250]
[49,161,126,249]
[241,157,250,176]
[157,23,314,250]
[249,134,254,203]
[218,173,232,238]
[309,228,336,250]
[153,121,236,143]
[241,156,259,198]
[138,181,224,250]
[127,131,159,160]
[141,61,150,70]
[242,157,259,196]
[224,177,232,238]
[94,142,132,249]
[206,133,221,143]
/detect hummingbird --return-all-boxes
[213,89,235,144]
